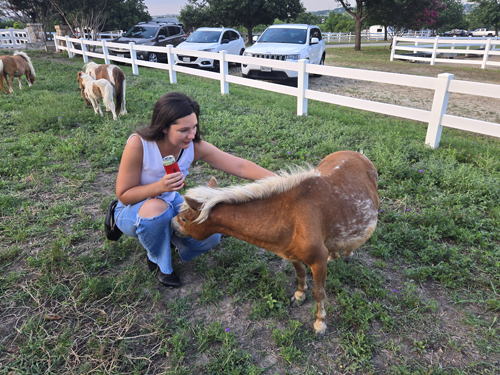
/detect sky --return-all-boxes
[144,0,341,16]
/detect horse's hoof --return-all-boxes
[313,321,327,335]
[291,291,306,306]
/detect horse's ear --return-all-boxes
[184,196,202,211]
[208,177,218,188]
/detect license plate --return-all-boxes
[183,57,190,62]
[261,66,271,72]
[118,54,124,58]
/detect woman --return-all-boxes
[114,92,275,287]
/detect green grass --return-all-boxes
[0,49,499,374]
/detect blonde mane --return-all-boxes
[14,51,35,77]
[182,166,321,223]
[83,62,99,77]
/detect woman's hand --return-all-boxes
[158,172,185,192]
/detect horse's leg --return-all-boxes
[7,74,14,94]
[26,72,33,87]
[17,76,22,90]
[290,260,308,305]
[0,74,6,94]
[308,246,329,334]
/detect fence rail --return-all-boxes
[54,35,500,149]
[391,36,500,69]
[0,28,29,49]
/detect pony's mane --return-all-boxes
[79,72,95,82]
[14,51,35,77]
[182,166,320,223]
[83,62,99,76]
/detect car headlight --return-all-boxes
[202,48,215,52]
[243,52,252,57]
[286,54,301,60]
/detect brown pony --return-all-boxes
[83,62,126,115]
[0,51,36,94]
[171,151,379,334]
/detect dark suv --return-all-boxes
[108,21,187,62]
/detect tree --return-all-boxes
[2,0,56,45]
[324,11,356,32]
[104,0,151,32]
[469,0,500,35]
[337,0,381,51]
[433,0,466,33]
[179,0,305,44]
[292,12,323,25]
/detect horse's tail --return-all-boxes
[14,51,36,79]
[112,67,125,114]
[0,60,6,94]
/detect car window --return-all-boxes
[168,26,181,36]
[259,28,307,44]
[124,26,158,39]
[222,31,231,41]
[187,30,221,43]
[310,28,322,41]
[230,31,240,41]
[158,27,168,38]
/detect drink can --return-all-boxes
[162,155,185,187]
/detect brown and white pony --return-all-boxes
[0,51,36,94]
[77,71,117,120]
[83,62,126,115]
[172,151,379,334]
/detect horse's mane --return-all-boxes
[83,62,99,76]
[14,51,35,77]
[182,166,320,223]
[79,72,95,83]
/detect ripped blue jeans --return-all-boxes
[114,192,221,275]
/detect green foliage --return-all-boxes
[324,12,355,32]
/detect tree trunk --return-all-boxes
[355,19,362,51]
[384,25,388,41]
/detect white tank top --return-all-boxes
[128,134,195,203]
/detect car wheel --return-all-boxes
[213,60,220,72]
[312,54,325,77]
[148,53,158,63]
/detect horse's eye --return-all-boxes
[180,216,187,222]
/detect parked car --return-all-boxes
[174,27,245,70]
[241,24,326,80]
[444,29,468,37]
[471,28,495,37]
[108,21,187,62]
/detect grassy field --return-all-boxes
[0,48,499,375]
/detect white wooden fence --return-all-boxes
[54,35,500,149]
[391,36,500,69]
[0,28,29,49]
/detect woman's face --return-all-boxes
[164,112,197,148]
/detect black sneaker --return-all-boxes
[157,269,182,288]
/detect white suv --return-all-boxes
[174,27,246,70]
[241,24,326,80]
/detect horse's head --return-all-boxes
[171,177,218,240]
[77,71,91,106]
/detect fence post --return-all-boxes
[297,59,309,115]
[65,35,73,58]
[425,73,453,149]
[451,35,456,50]
[166,44,177,84]
[129,42,138,75]
[390,37,397,61]
[81,39,88,63]
[481,38,492,69]
[413,36,419,54]
[219,50,229,94]
[102,40,110,64]
[54,36,59,52]
[430,36,439,65]
[466,35,472,51]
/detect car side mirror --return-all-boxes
[310,37,319,45]
[221,39,229,44]
[158,35,166,40]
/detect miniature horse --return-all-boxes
[171,151,379,335]
[77,71,117,120]
[84,62,126,115]
[0,51,36,94]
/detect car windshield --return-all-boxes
[258,28,307,44]
[123,26,158,39]
[187,31,221,43]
